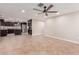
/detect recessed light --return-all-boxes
[21,10,25,13]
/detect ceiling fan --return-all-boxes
[33,3,58,16]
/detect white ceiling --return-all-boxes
[0,3,79,22]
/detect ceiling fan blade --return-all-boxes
[47,5,53,11]
[33,8,42,11]
[47,11,58,13]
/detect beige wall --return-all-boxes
[32,20,45,36]
[44,11,79,43]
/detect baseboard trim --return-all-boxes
[45,34,79,44]
[32,33,43,36]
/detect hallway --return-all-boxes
[0,35,79,55]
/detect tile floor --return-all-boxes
[0,34,79,55]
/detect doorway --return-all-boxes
[28,19,32,35]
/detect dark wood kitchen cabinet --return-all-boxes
[0,19,7,37]
[0,30,7,36]
[14,30,22,35]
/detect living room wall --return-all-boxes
[44,11,79,43]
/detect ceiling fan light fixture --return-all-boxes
[34,3,58,16]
